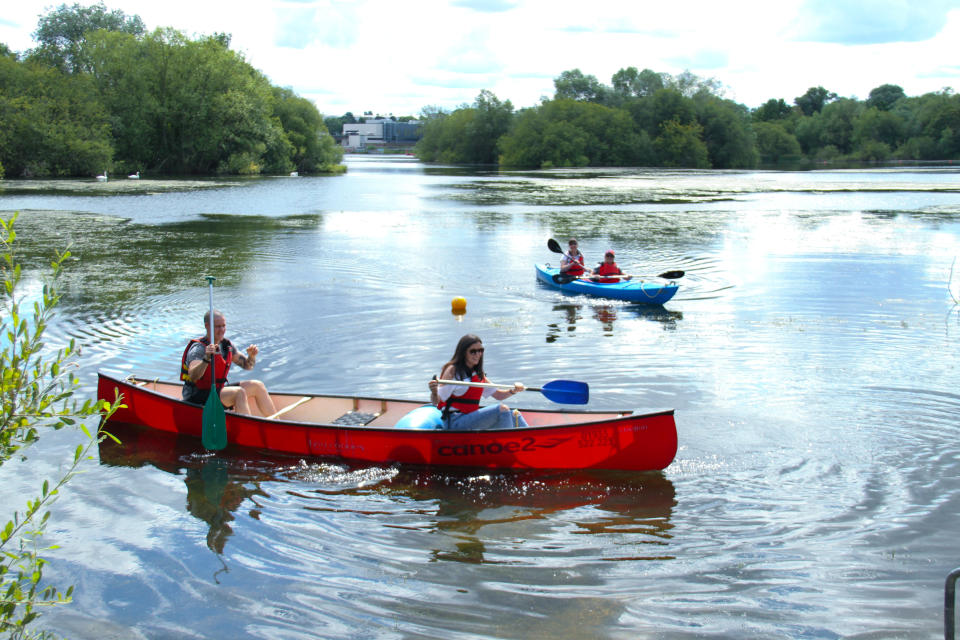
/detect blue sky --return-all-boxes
[3,0,959,118]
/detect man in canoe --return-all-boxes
[591,250,631,283]
[430,334,528,430]
[180,310,276,417]
[559,238,586,277]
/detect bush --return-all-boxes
[1,212,121,638]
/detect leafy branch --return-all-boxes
[1,212,124,638]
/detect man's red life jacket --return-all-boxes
[594,262,623,283]
[437,374,485,414]
[180,337,233,390]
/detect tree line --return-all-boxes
[0,3,343,179]
[415,68,960,169]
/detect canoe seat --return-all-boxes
[332,411,379,426]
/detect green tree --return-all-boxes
[857,139,891,161]
[694,95,758,168]
[626,88,697,138]
[866,84,906,111]
[753,98,794,122]
[270,87,343,173]
[499,98,652,168]
[894,135,938,160]
[653,119,710,168]
[612,67,664,99]
[82,29,153,172]
[795,86,837,116]
[553,69,613,104]
[753,121,802,163]
[0,54,113,177]
[819,98,862,155]
[468,90,514,164]
[854,107,906,151]
[28,1,145,73]
[93,28,284,174]
[912,91,960,157]
[794,113,826,155]
[668,70,723,98]
[415,91,512,164]
[415,108,475,163]
[1,213,120,637]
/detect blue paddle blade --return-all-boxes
[539,380,589,404]
[202,389,227,450]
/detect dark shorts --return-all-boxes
[182,385,210,405]
[183,384,230,407]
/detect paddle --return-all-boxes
[201,275,227,451]
[552,270,685,285]
[438,378,589,405]
[547,239,684,283]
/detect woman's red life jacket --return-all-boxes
[437,374,485,414]
[594,262,623,283]
[563,253,585,276]
[180,337,232,390]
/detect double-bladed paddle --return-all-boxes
[438,378,589,405]
[546,238,685,283]
[551,271,684,285]
[201,275,227,451]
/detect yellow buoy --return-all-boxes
[451,296,467,313]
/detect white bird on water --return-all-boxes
[96,170,108,181]
[128,171,140,179]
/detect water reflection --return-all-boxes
[98,423,271,559]
[421,469,675,564]
[299,467,676,567]
[546,302,683,341]
[98,422,676,569]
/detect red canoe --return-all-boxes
[97,372,678,471]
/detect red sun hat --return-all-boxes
[605,250,615,257]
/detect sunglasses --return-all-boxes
[468,347,485,355]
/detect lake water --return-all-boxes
[2,157,960,639]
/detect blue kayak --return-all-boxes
[535,263,679,304]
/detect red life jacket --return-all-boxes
[438,373,485,414]
[180,337,233,390]
[563,253,585,276]
[594,261,623,283]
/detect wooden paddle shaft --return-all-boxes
[437,379,540,392]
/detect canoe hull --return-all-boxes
[535,263,678,304]
[97,373,677,471]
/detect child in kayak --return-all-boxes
[430,334,528,430]
[591,250,632,283]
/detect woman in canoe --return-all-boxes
[431,334,528,430]
[591,250,632,283]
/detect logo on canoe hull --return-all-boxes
[437,436,572,457]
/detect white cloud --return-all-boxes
[792,0,960,44]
